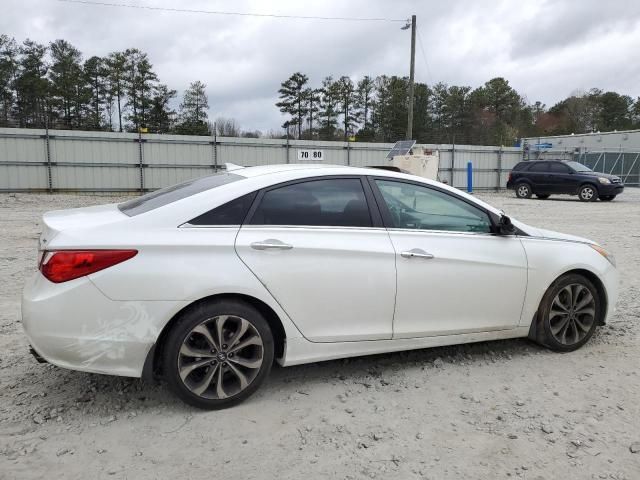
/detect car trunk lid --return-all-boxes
[40,203,127,249]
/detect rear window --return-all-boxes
[119,173,243,216]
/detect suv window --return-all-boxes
[189,192,257,225]
[375,180,492,233]
[549,162,570,173]
[528,162,549,173]
[512,162,529,171]
[119,173,242,216]
[250,178,372,227]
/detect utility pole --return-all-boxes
[406,14,416,140]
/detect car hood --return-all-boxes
[580,171,621,181]
[513,219,596,244]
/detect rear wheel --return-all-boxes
[515,183,532,199]
[163,299,274,409]
[536,194,550,199]
[600,195,616,201]
[534,273,600,352]
[578,184,598,202]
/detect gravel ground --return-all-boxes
[1,190,639,480]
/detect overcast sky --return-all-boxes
[3,0,640,132]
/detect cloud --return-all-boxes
[1,0,639,132]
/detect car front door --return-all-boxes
[547,162,573,193]
[371,178,528,339]
[235,177,396,342]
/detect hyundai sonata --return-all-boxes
[22,164,618,409]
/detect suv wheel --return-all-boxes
[515,183,532,199]
[578,184,598,202]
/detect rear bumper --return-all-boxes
[22,272,184,378]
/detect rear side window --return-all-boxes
[189,192,257,225]
[528,162,548,172]
[249,178,372,227]
[119,173,242,216]
[512,162,529,171]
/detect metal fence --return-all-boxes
[0,127,523,193]
[529,149,640,186]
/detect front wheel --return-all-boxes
[163,299,274,409]
[534,273,601,352]
[578,184,598,202]
[600,195,616,202]
[515,183,532,199]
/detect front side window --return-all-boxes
[250,178,372,227]
[549,162,570,173]
[375,180,492,233]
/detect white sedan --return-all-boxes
[22,164,619,409]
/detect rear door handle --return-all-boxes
[250,239,293,251]
[400,248,434,259]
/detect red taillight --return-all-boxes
[40,250,138,283]
[508,172,512,182]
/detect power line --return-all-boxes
[416,28,434,85]
[57,0,407,23]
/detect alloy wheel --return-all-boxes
[178,315,264,399]
[580,186,595,201]
[517,184,530,198]
[548,284,596,345]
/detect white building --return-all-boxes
[522,129,640,152]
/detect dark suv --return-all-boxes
[506,160,624,202]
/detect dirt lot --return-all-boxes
[1,190,639,480]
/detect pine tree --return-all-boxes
[123,48,158,131]
[275,72,308,139]
[49,39,86,128]
[336,76,359,141]
[105,51,126,131]
[83,56,107,129]
[148,84,176,133]
[318,76,339,140]
[0,35,19,126]
[176,80,209,135]
[13,39,50,128]
[303,87,321,139]
[356,76,375,137]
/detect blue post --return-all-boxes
[467,161,473,193]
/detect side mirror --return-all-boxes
[499,215,517,235]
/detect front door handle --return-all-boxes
[250,239,293,251]
[401,248,434,259]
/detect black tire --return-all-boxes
[534,273,601,352]
[536,194,550,199]
[600,195,616,202]
[578,184,598,202]
[163,299,274,409]
[515,182,532,199]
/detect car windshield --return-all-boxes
[119,172,243,216]
[565,161,593,173]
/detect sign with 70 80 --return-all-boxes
[297,150,324,161]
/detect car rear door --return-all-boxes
[370,178,528,339]
[527,161,551,191]
[235,176,396,342]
